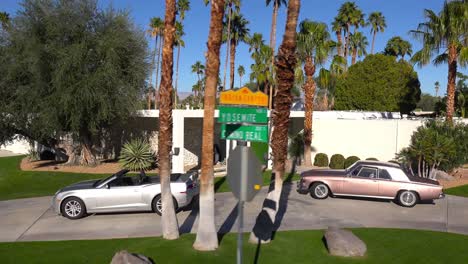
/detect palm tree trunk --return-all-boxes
[249,0,300,244]
[446,44,457,124]
[155,37,163,109]
[303,57,315,166]
[159,0,179,240]
[336,31,342,57]
[222,6,232,91]
[344,23,350,58]
[371,31,376,54]
[174,45,181,109]
[149,36,158,110]
[239,75,242,87]
[193,0,225,251]
[351,48,357,65]
[268,0,279,109]
[229,39,236,90]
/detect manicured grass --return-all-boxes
[0,229,467,263]
[0,156,299,200]
[445,184,468,198]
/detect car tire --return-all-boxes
[61,197,86,220]
[397,190,419,207]
[152,195,178,216]
[310,182,330,199]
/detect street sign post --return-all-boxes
[219,87,269,264]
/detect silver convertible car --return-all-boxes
[52,170,199,219]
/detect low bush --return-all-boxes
[344,156,360,168]
[313,153,329,167]
[366,157,378,161]
[329,154,345,169]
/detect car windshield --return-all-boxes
[93,174,116,187]
[345,162,360,174]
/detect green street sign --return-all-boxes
[221,124,268,143]
[218,106,268,124]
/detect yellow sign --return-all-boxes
[219,87,268,107]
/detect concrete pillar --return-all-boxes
[172,110,185,173]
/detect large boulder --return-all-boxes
[110,250,153,264]
[324,227,367,257]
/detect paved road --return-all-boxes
[1,183,467,242]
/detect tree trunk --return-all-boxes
[193,0,225,252]
[249,0,300,244]
[302,57,315,166]
[351,48,357,65]
[336,31,342,57]
[149,35,158,110]
[418,156,422,177]
[344,23,350,58]
[268,0,279,109]
[229,38,236,90]
[174,45,181,109]
[371,31,376,54]
[159,0,179,240]
[239,75,242,87]
[446,44,457,124]
[155,37,164,109]
[222,6,232,91]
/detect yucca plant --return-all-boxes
[119,138,156,171]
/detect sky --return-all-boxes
[1,0,467,96]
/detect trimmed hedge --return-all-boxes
[329,154,345,169]
[314,153,329,167]
[366,157,378,161]
[344,156,360,168]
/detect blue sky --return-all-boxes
[1,0,466,95]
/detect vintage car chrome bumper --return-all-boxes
[296,179,309,194]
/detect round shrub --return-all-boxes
[344,156,360,168]
[366,157,378,161]
[314,153,329,167]
[329,154,345,169]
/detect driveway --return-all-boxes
[1,183,467,242]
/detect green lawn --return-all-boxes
[0,156,299,200]
[0,229,467,263]
[445,184,468,197]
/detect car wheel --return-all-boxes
[61,197,86,220]
[397,191,419,207]
[310,183,330,199]
[152,195,178,216]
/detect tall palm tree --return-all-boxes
[249,0,301,245]
[174,0,190,108]
[159,0,179,240]
[250,44,273,92]
[435,81,440,97]
[248,32,265,54]
[193,0,225,252]
[349,31,368,65]
[191,61,205,97]
[296,20,333,166]
[237,65,245,87]
[384,36,413,59]
[332,16,345,57]
[0,12,9,29]
[410,0,467,123]
[266,0,287,108]
[223,12,249,90]
[222,0,241,91]
[148,17,165,109]
[367,11,386,54]
[338,2,364,59]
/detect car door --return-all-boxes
[341,166,379,196]
[95,175,146,211]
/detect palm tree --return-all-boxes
[158,0,179,240]
[435,81,440,97]
[384,36,413,59]
[222,0,241,91]
[349,31,368,65]
[296,20,333,166]
[191,61,205,96]
[224,12,250,90]
[338,2,364,59]
[250,44,273,92]
[0,12,9,29]
[410,1,467,123]
[237,65,245,87]
[174,0,190,108]
[148,17,165,109]
[193,0,225,252]
[249,0,301,245]
[248,32,265,54]
[367,12,386,54]
[332,16,345,57]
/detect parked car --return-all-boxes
[297,160,444,207]
[52,170,199,219]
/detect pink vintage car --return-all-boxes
[297,160,444,207]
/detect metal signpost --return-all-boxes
[219,87,268,264]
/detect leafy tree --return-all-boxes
[334,54,421,113]
[384,36,412,59]
[410,0,468,123]
[367,11,386,54]
[417,93,439,111]
[0,0,148,166]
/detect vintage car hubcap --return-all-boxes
[315,185,328,198]
[401,192,415,206]
[65,200,81,217]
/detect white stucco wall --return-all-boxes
[0,138,30,154]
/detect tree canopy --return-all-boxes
[334,54,421,113]
[0,0,149,165]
